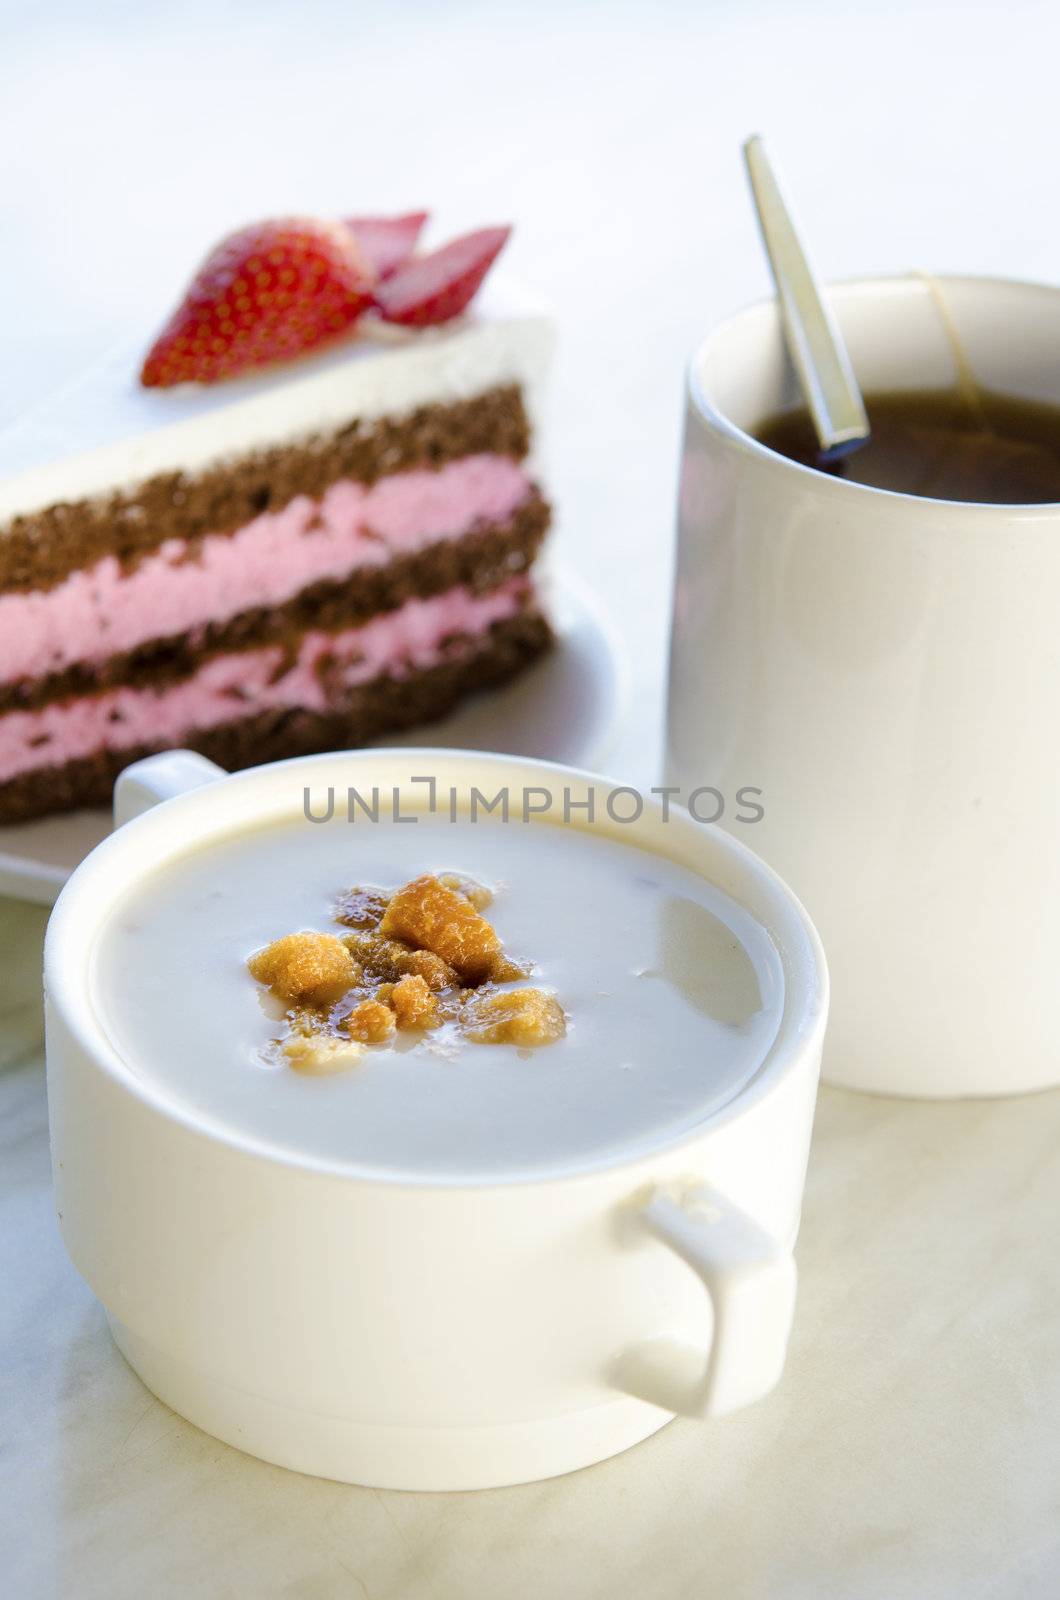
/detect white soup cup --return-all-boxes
[45,747,827,1489]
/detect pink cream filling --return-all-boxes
[0,453,532,687]
[0,578,531,783]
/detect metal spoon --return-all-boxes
[743,134,870,460]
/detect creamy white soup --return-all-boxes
[92,814,784,1180]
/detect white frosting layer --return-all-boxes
[0,279,553,524]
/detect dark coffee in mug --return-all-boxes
[755,389,1060,504]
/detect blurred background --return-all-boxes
[3,0,1057,777]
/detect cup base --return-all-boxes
[107,1315,675,1491]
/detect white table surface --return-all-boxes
[3,1,1060,1594]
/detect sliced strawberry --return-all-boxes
[374,226,511,327]
[141,218,376,387]
[344,211,428,279]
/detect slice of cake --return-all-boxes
[0,216,554,824]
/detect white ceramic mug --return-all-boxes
[667,274,1060,1098]
[45,748,827,1490]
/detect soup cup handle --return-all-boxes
[113,750,228,827]
[613,1184,797,1419]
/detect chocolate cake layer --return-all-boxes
[0,609,553,825]
[0,491,550,715]
[0,385,531,593]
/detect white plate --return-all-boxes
[0,566,627,906]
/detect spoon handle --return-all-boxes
[743,134,869,458]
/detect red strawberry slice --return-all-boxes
[374,226,511,327]
[141,218,376,387]
[344,212,428,279]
